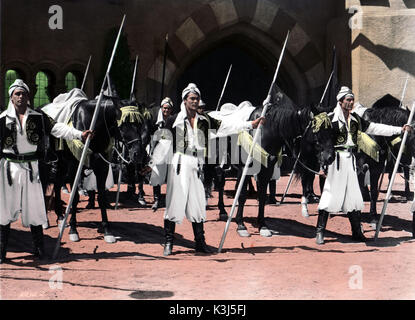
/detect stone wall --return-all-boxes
[347,0,415,108]
[6,0,404,111]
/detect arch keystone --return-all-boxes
[252,0,279,31]
[286,23,311,57]
[209,0,238,27]
[175,17,205,50]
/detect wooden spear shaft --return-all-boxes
[52,15,127,259]
[130,55,139,101]
[215,64,233,111]
[218,30,290,253]
[374,101,415,240]
[280,69,334,204]
[115,145,125,210]
[80,55,92,92]
[160,34,168,103]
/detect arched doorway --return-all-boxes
[175,34,297,111]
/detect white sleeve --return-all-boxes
[365,122,402,137]
[51,122,83,140]
[211,119,253,138]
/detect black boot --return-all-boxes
[192,222,212,253]
[163,219,175,256]
[0,224,11,264]
[86,191,95,209]
[266,180,277,204]
[347,211,367,242]
[126,184,136,197]
[316,210,329,245]
[152,185,161,211]
[30,225,47,260]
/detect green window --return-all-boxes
[4,70,20,106]
[34,71,51,108]
[65,72,78,91]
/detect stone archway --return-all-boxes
[173,33,298,110]
[147,0,327,107]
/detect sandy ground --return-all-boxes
[1,174,415,301]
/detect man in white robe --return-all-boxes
[149,97,173,211]
[0,80,92,263]
[147,83,265,256]
[316,86,411,244]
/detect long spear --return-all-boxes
[218,30,290,253]
[115,145,125,210]
[378,74,410,191]
[116,56,139,209]
[53,15,127,259]
[130,55,139,101]
[80,55,92,92]
[280,70,334,204]
[374,101,415,240]
[399,74,410,109]
[215,64,233,111]
[160,33,168,102]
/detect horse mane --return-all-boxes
[372,94,400,109]
[366,106,409,126]
[266,105,310,139]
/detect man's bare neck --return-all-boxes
[14,103,27,114]
[186,110,196,120]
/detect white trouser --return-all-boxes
[164,153,206,224]
[150,163,167,186]
[318,152,364,214]
[0,159,47,227]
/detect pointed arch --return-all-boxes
[147,1,327,104]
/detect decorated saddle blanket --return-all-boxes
[42,88,88,124]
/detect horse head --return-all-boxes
[302,109,335,170]
[117,100,148,165]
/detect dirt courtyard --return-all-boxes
[1,174,415,300]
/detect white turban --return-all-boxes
[181,83,201,100]
[8,79,30,97]
[336,86,354,101]
[161,97,173,108]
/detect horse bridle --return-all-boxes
[101,99,138,165]
[284,115,328,176]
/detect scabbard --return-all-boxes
[336,152,340,171]
[28,162,33,182]
[176,154,181,175]
[6,161,12,186]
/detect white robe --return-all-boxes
[149,109,168,187]
[318,105,402,214]
[156,110,252,224]
[0,105,83,227]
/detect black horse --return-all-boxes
[207,87,333,226]
[356,96,415,224]
[51,97,144,243]
[120,101,153,206]
[231,100,335,237]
